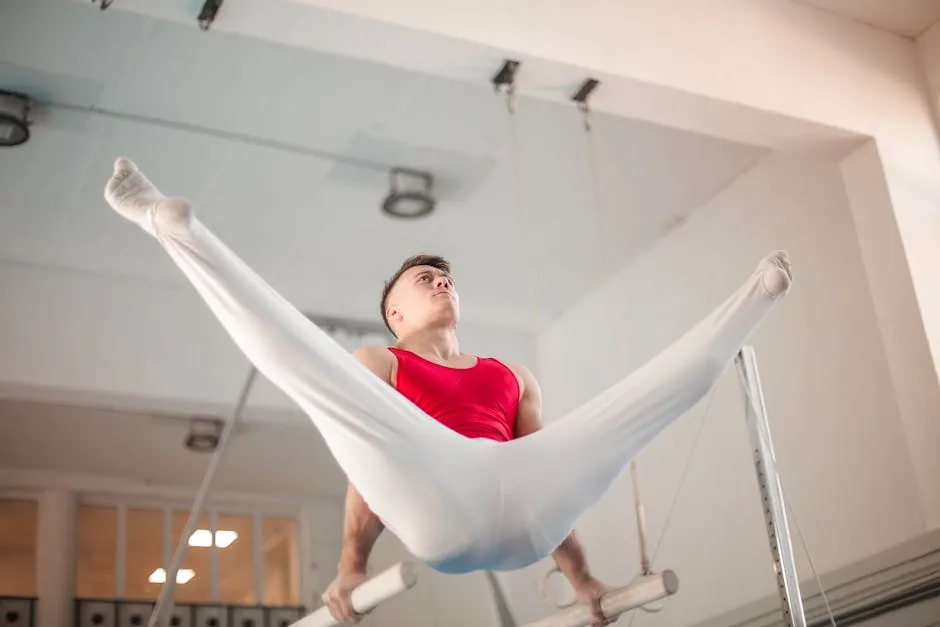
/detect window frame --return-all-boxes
[0,492,40,599]
[76,493,306,607]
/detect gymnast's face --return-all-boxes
[385,265,460,335]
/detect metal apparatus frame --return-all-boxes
[736,346,808,627]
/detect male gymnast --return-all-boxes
[321,254,614,626]
[103,158,792,626]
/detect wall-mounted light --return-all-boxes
[381,167,436,219]
[184,416,224,452]
[0,90,32,148]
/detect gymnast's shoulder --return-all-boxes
[351,344,396,382]
[500,361,542,398]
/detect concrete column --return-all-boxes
[35,488,77,627]
[840,143,940,530]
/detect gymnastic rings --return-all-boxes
[538,567,579,609]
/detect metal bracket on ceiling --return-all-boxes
[491,59,521,95]
[492,58,521,114]
[198,0,224,31]
[571,77,601,131]
[571,77,601,113]
[91,0,113,10]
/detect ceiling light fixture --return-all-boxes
[0,90,32,148]
[381,167,436,219]
[184,416,224,453]
[189,529,238,548]
[149,568,195,584]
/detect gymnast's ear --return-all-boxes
[385,304,402,325]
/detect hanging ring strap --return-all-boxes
[539,567,580,609]
[630,460,652,576]
[494,60,543,346]
[575,81,662,585]
[148,366,259,627]
[574,80,838,627]
[576,92,623,369]
[575,83,718,621]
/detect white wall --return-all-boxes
[839,141,940,541]
[503,153,925,626]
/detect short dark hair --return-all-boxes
[381,254,452,337]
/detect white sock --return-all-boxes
[757,250,792,298]
[103,157,193,238]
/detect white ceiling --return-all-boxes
[795,0,940,37]
[0,0,766,333]
[0,0,769,483]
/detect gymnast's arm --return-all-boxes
[338,482,385,575]
[323,484,385,622]
[338,345,394,572]
[511,365,606,600]
[322,346,394,622]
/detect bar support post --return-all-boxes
[735,346,807,627]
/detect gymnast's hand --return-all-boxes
[322,569,370,623]
[573,576,614,626]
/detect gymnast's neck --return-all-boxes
[395,325,462,361]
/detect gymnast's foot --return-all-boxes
[757,251,792,298]
[104,157,193,237]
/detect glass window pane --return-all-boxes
[218,514,255,605]
[0,499,38,596]
[262,517,300,606]
[170,511,210,603]
[76,506,117,599]
[125,509,164,601]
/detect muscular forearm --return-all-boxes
[338,482,385,574]
[551,531,592,585]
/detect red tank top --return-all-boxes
[389,348,521,442]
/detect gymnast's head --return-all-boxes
[381,254,458,339]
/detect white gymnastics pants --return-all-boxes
[104,159,788,574]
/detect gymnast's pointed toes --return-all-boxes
[114,157,137,175]
[759,250,791,298]
[106,157,134,195]
[102,156,195,237]
[770,250,792,281]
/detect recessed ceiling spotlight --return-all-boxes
[381,167,436,219]
[0,90,32,148]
